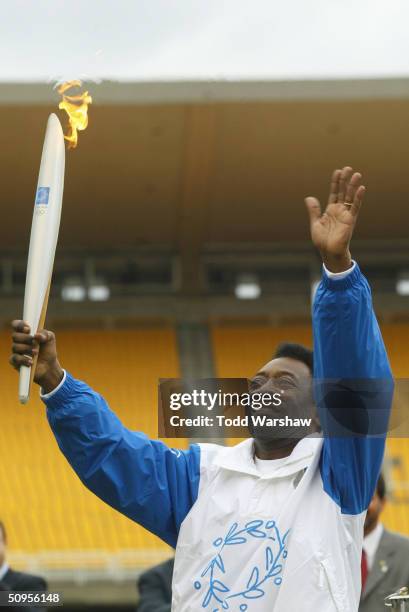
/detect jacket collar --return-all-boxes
[213,435,321,478]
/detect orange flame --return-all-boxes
[57,80,92,149]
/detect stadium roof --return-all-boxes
[3,78,409,104]
[2,78,409,254]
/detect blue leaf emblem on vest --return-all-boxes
[194,519,289,610]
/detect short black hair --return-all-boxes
[0,521,6,543]
[274,342,313,374]
[376,473,386,500]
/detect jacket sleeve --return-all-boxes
[313,263,393,514]
[43,374,201,548]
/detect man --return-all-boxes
[9,167,392,611]
[137,558,174,612]
[0,521,47,611]
[360,475,409,611]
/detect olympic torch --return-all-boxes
[18,81,92,404]
[18,114,65,404]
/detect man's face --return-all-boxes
[364,491,385,535]
[247,356,317,445]
[0,529,6,567]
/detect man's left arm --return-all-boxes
[313,263,392,513]
[306,166,393,514]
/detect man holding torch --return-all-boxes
[9,167,393,611]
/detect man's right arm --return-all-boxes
[9,321,201,548]
[44,373,200,547]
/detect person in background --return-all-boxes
[360,474,409,611]
[0,521,47,612]
[137,558,174,612]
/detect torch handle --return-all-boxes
[18,365,31,404]
[18,280,51,405]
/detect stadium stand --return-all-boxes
[380,325,409,536]
[1,321,409,580]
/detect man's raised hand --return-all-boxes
[305,166,366,273]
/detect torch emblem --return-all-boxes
[35,187,50,205]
